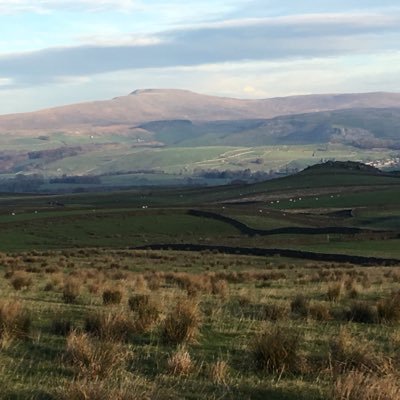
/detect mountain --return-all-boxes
[0,89,400,191]
[1,89,400,135]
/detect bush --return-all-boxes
[167,346,193,376]
[309,302,332,321]
[62,279,81,304]
[102,289,123,305]
[262,302,289,321]
[251,325,303,374]
[65,331,129,379]
[10,272,32,291]
[162,299,201,344]
[345,301,378,324]
[208,360,228,385]
[329,329,386,373]
[128,294,149,311]
[377,292,400,324]
[55,379,151,400]
[332,371,400,400]
[290,295,309,317]
[51,315,73,336]
[326,282,343,302]
[84,311,135,342]
[0,301,31,348]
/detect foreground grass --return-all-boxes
[0,248,400,399]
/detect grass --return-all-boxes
[0,162,399,398]
[0,248,398,399]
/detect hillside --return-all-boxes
[0,90,400,189]
[1,89,400,135]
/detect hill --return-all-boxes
[1,89,400,135]
[0,90,400,189]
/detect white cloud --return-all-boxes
[0,0,136,13]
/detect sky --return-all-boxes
[0,0,400,114]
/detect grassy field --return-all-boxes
[0,162,400,399]
[1,249,400,399]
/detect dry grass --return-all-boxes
[251,325,304,374]
[62,278,81,304]
[102,289,123,305]
[84,310,136,342]
[55,378,152,400]
[208,360,228,385]
[377,292,400,324]
[162,299,202,344]
[290,295,309,317]
[167,346,193,376]
[326,282,344,302]
[329,329,390,374]
[345,301,378,324]
[65,331,130,379]
[10,271,32,291]
[332,371,400,400]
[0,301,31,348]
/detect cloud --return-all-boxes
[0,11,399,88]
[0,0,136,14]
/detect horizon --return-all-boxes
[1,1,400,114]
[1,88,400,117]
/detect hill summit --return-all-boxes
[303,161,381,174]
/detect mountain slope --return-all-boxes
[1,89,400,135]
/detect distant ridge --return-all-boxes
[303,161,382,174]
[1,89,400,135]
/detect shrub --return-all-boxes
[162,299,201,344]
[345,301,378,324]
[128,294,149,311]
[309,302,332,321]
[377,293,400,324]
[208,360,228,385]
[102,289,123,305]
[84,311,135,342]
[211,279,229,300]
[55,379,151,400]
[51,315,73,336]
[327,282,343,302]
[167,346,193,376]
[262,302,289,321]
[62,279,81,304]
[251,325,303,374]
[0,301,31,348]
[329,329,387,373]
[290,295,309,317]
[332,371,400,400]
[65,331,129,379]
[10,272,32,291]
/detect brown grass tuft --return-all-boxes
[0,301,31,348]
[332,371,400,400]
[10,271,32,291]
[62,278,81,304]
[167,346,193,376]
[251,325,304,374]
[65,331,130,379]
[162,299,202,344]
[102,289,123,305]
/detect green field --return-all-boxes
[1,161,400,399]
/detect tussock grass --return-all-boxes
[62,278,81,304]
[0,300,31,348]
[332,371,400,400]
[65,331,130,379]
[251,325,304,374]
[167,346,193,376]
[162,299,202,344]
[102,289,123,305]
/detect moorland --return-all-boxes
[0,161,400,399]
